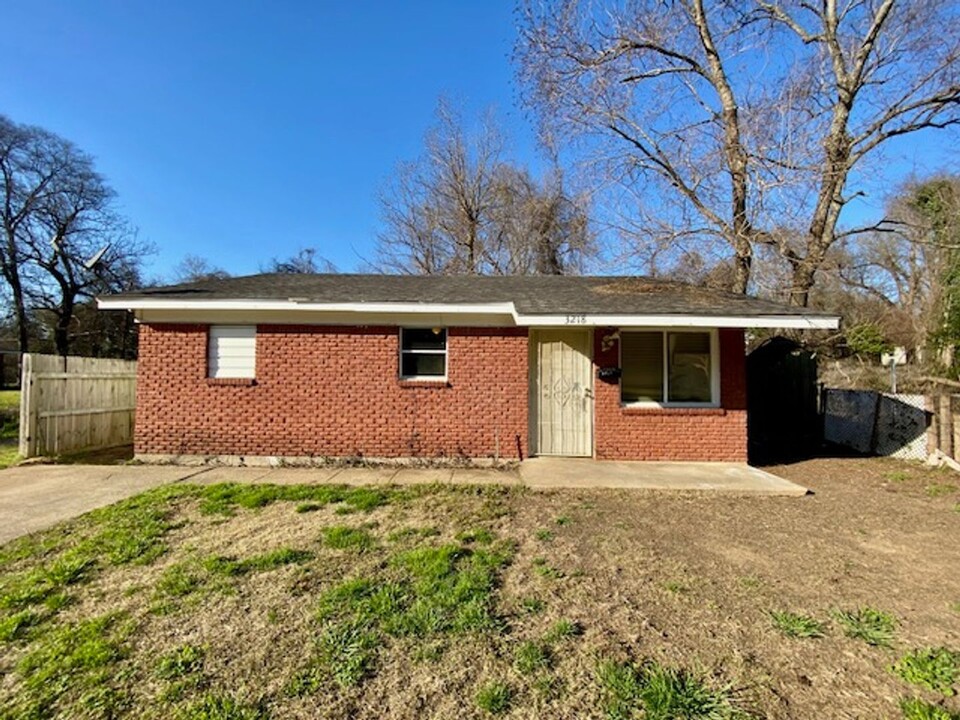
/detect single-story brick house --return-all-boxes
[98,274,838,464]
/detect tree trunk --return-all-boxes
[789,260,817,307]
[54,297,74,357]
[5,270,29,353]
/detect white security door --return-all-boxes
[534,330,593,456]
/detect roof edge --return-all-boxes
[97,297,839,330]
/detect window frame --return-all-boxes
[618,328,720,408]
[207,325,257,379]
[398,327,448,381]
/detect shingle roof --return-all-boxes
[104,273,833,319]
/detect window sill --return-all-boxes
[619,405,725,416]
[206,377,257,387]
[398,379,451,389]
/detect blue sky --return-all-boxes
[2,2,957,282]
[2,1,541,279]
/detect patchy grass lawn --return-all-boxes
[0,457,959,719]
[0,391,19,469]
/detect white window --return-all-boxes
[620,330,718,406]
[208,325,256,378]
[399,328,447,379]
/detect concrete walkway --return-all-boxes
[518,457,808,496]
[0,459,804,545]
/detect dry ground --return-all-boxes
[0,457,958,719]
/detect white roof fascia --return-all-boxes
[96,298,518,316]
[96,297,839,329]
[514,313,839,329]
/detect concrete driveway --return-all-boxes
[0,459,805,545]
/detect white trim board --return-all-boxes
[97,297,839,330]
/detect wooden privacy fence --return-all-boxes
[19,354,137,458]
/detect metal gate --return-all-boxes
[532,329,593,457]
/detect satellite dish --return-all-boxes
[83,244,109,270]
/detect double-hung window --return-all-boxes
[400,328,447,379]
[620,330,717,406]
[208,325,256,379]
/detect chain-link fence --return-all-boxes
[823,389,930,461]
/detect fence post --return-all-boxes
[926,394,939,458]
[950,394,960,461]
[18,354,37,458]
[939,393,955,459]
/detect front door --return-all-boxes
[532,329,593,456]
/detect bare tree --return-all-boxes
[261,247,338,274]
[486,166,594,274]
[375,100,505,274]
[837,176,960,364]
[375,100,594,275]
[517,0,960,304]
[172,254,230,284]
[0,114,151,354]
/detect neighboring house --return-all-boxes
[98,274,838,464]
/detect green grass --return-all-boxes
[892,647,960,696]
[514,640,551,675]
[926,483,958,498]
[545,619,583,642]
[178,693,268,720]
[532,556,564,579]
[0,487,201,636]
[10,613,131,719]
[196,483,396,517]
[598,660,747,720]
[833,607,897,647]
[299,538,513,690]
[455,528,494,545]
[476,681,512,714]
[555,515,571,526]
[535,529,555,542]
[519,596,545,615]
[204,548,314,576]
[321,526,375,552]
[316,617,380,687]
[0,390,19,411]
[0,444,19,469]
[156,644,205,679]
[769,610,825,639]
[662,580,689,595]
[887,470,910,483]
[900,697,960,720]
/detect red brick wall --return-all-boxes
[592,328,748,461]
[135,324,529,460]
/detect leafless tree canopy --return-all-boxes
[172,254,231,284]
[0,114,150,355]
[517,0,960,304]
[836,176,960,358]
[261,247,338,274]
[374,101,595,275]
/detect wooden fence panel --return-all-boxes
[18,354,137,458]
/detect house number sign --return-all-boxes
[565,314,587,324]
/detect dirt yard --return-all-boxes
[0,457,958,719]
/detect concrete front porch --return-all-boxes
[518,457,808,496]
